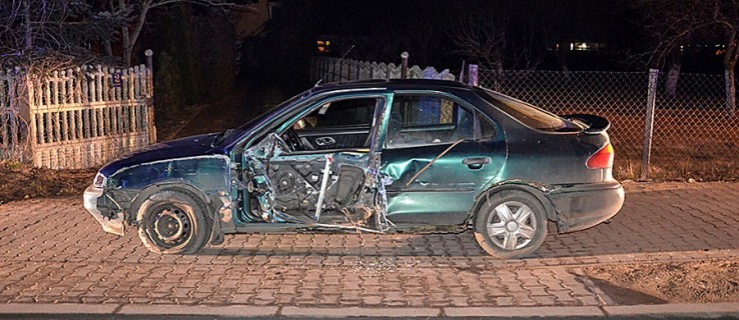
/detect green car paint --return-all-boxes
[84,80,624,258]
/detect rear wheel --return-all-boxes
[136,190,211,254]
[474,190,548,258]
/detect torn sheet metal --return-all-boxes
[244,148,278,222]
[313,154,333,221]
[242,132,393,233]
[373,173,396,230]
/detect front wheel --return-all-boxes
[136,189,211,254]
[474,190,548,258]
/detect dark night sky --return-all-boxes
[306,0,623,36]
[307,1,457,35]
[296,0,643,71]
[295,0,725,73]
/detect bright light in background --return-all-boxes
[316,40,331,53]
[570,42,607,51]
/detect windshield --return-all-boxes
[215,91,307,147]
[474,87,582,132]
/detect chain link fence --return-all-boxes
[478,69,739,181]
[311,56,737,181]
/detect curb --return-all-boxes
[0,303,738,317]
[604,302,739,316]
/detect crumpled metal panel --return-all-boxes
[378,139,505,226]
[242,131,395,231]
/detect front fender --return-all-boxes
[104,155,232,220]
[128,181,214,225]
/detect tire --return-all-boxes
[136,189,211,254]
[473,190,548,259]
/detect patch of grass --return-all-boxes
[614,156,739,182]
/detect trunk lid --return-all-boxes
[563,114,611,134]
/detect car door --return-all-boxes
[380,91,507,226]
[241,93,393,229]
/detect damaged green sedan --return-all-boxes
[83,79,624,258]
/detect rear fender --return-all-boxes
[467,180,557,225]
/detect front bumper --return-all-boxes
[83,185,124,236]
[547,181,625,233]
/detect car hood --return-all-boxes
[99,133,224,176]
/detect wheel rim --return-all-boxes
[486,201,537,251]
[148,205,192,249]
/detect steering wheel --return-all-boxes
[283,128,304,151]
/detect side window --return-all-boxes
[287,97,379,151]
[478,113,497,139]
[293,98,376,131]
[387,95,475,148]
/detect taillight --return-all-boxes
[587,143,614,169]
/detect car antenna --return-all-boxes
[313,44,356,88]
[458,60,466,83]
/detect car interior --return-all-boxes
[286,98,379,151]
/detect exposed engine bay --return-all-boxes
[242,133,393,232]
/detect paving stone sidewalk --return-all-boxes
[0,182,737,308]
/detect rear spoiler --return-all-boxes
[562,114,610,134]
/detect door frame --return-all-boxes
[237,92,395,226]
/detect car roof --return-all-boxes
[309,79,473,95]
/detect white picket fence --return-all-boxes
[0,64,155,169]
[0,68,26,161]
[311,56,456,83]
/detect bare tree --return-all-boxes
[634,0,739,115]
[633,1,710,96]
[713,0,739,116]
[451,0,544,89]
[1,0,253,67]
[0,0,118,160]
[112,0,253,66]
[0,0,124,64]
[406,12,437,67]
[452,1,511,74]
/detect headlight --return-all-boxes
[93,172,107,188]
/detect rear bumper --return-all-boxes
[83,185,124,236]
[547,181,624,233]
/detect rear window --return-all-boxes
[474,87,581,132]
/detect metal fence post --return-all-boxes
[400,52,409,79]
[458,60,466,83]
[338,60,343,82]
[468,64,478,86]
[144,49,157,144]
[641,69,659,180]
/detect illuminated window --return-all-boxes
[570,42,607,51]
[316,39,331,53]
